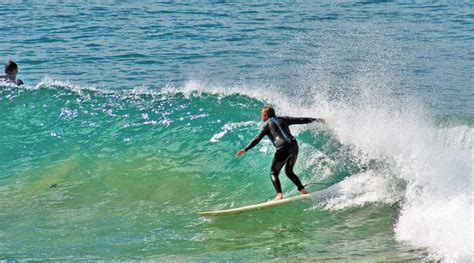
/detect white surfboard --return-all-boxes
[198,194,313,217]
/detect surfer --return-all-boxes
[2,60,24,86]
[236,105,325,200]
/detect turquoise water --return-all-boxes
[1,2,473,262]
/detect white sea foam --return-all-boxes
[324,103,472,262]
[319,100,472,262]
[320,171,404,210]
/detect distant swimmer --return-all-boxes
[235,105,325,200]
[2,60,24,86]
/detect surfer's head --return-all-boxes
[261,105,275,121]
[5,60,18,77]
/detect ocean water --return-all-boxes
[1,1,473,262]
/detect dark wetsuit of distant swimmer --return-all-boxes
[236,105,325,200]
[2,60,24,86]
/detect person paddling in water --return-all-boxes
[235,105,325,200]
[2,60,24,86]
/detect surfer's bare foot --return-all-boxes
[275,193,283,200]
[300,189,309,195]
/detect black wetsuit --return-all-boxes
[1,75,23,86]
[244,116,319,193]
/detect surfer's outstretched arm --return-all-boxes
[285,117,326,125]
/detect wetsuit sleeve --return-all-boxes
[284,116,322,125]
[244,125,268,151]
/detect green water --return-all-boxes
[0,86,432,261]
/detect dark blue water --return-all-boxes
[2,2,473,114]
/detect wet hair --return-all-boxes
[262,105,276,117]
[5,60,18,75]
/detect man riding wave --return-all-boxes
[236,105,325,200]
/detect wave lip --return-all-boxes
[325,94,473,262]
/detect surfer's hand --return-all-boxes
[318,118,326,124]
[235,149,246,157]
